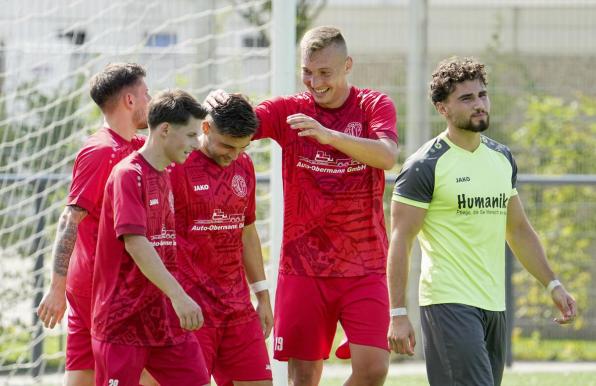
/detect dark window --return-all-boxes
[242,33,268,48]
[58,29,87,45]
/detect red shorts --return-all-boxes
[65,291,94,371]
[195,317,272,385]
[92,335,209,386]
[273,273,390,361]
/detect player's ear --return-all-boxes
[159,122,170,137]
[122,92,134,110]
[345,56,353,74]
[202,120,210,135]
[435,102,447,117]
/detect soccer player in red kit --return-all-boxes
[91,89,210,386]
[36,63,150,386]
[207,26,398,386]
[170,95,272,386]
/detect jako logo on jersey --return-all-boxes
[231,174,247,198]
[194,184,209,191]
[344,122,362,137]
[274,337,283,351]
[149,198,159,206]
[456,176,471,183]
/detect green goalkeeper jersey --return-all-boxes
[393,131,518,311]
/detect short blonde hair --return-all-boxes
[300,26,347,58]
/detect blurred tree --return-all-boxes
[228,0,327,46]
[512,95,595,334]
[0,78,85,248]
[0,77,88,368]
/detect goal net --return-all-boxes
[0,1,275,383]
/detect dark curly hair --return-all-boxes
[430,56,487,105]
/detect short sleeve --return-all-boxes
[392,156,436,208]
[364,93,398,143]
[67,147,113,217]
[112,166,147,237]
[254,97,288,145]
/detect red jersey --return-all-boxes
[92,152,187,346]
[255,86,398,277]
[66,127,145,297]
[170,151,257,327]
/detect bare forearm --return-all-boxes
[388,201,427,308]
[50,206,86,278]
[506,196,556,287]
[328,133,398,170]
[507,226,555,287]
[507,220,577,325]
[241,224,271,312]
[388,232,414,307]
[242,224,267,283]
[124,236,186,300]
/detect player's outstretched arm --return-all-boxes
[123,234,204,331]
[506,195,577,324]
[241,223,273,339]
[387,201,426,356]
[37,205,87,328]
[286,113,398,170]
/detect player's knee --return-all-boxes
[353,360,388,386]
[233,381,272,386]
[288,367,320,386]
[288,358,323,386]
[289,371,319,386]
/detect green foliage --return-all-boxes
[512,96,596,174]
[512,95,596,331]
[512,329,596,361]
[0,78,86,248]
[480,12,537,146]
[0,80,84,173]
[0,328,64,371]
[0,78,87,373]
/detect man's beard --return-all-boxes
[461,114,489,133]
[133,108,148,130]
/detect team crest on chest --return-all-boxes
[345,122,363,137]
[231,174,247,198]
